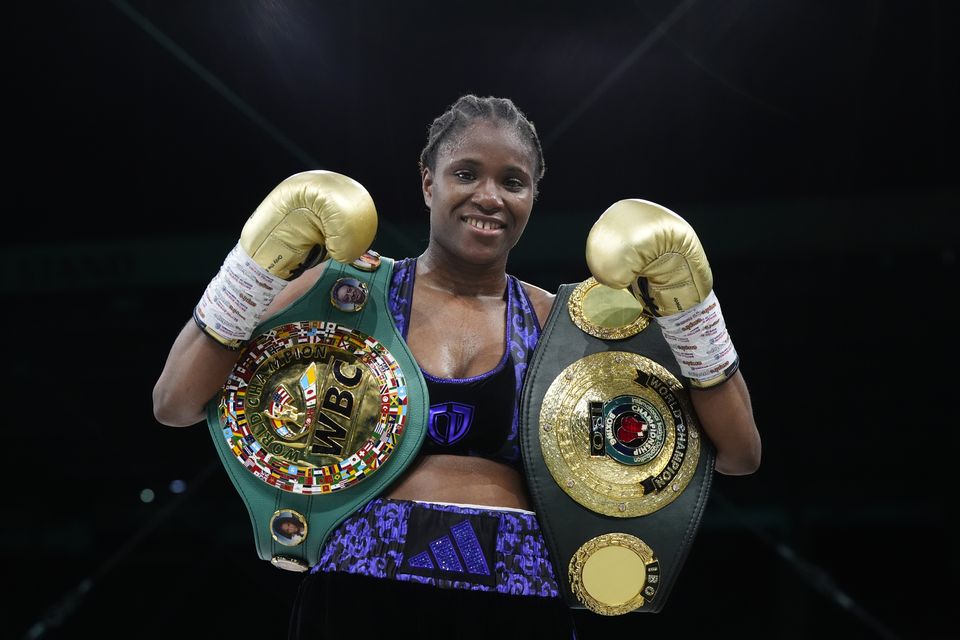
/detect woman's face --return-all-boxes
[279,520,300,536]
[422,119,536,266]
[336,284,364,303]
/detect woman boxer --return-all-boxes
[153,94,760,638]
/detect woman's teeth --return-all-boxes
[466,217,501,230]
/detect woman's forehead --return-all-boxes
[440,121,535,170]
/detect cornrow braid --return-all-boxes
[419,94,546,190]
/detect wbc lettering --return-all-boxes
[217,319,410,495]
[310,356,364,456]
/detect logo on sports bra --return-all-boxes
[427,402,475,446]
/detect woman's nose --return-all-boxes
[471,178,503,211]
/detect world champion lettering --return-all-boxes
[640,425,687,494]
[247,374,266,406]
[246,411,304,461]
[631,367,690,492]
[268,350,298,372]
[287,343,331,362]
[650,429,688,492]
[634,369,683,422]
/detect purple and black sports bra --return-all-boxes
[387,258,542,470]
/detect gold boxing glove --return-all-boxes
[585,199,711,316]
[194,170,378,349]
[241,170,377,280]
[585,199,738,388]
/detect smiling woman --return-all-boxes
[422,119,534,266]
[152,93,760,639]
[280,96,577,637]
[419,98,544,270]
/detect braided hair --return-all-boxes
[419,95,546,193]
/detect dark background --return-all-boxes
[8,1,958,638]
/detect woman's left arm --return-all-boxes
[584,199,762,476]
[689,370,761,475]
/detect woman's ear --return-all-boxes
[421,167,433,208]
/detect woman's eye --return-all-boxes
[454,170,474,181]
[505,178,525,190]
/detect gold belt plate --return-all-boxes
[539,351,701,517]
[217,320,410,494]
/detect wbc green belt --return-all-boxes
[204,254,428,571]
[520,279,715,614]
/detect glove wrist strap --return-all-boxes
[193,243,288,350]
[654,290,739,389]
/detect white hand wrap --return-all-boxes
[654,290,739,389]
[193,243,288,349]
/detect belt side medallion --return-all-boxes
[568,277,649,340]
[217,320,409,494]
[569,533,660,615]
[540,352,701,516]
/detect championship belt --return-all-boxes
[520,279,715,614]
[204,254,428,572]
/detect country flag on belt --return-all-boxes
[272,386,293,406]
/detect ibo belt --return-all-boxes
[520,279,715,614]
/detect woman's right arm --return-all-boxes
[151,169,379,427]
[152,321,242,427]
[152,267,324,427]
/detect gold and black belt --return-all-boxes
[520,278,715,615]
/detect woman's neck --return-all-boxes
[417,245,508,298]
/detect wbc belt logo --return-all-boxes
[217,320,410,495]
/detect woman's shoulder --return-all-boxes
[518,280,556,329]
